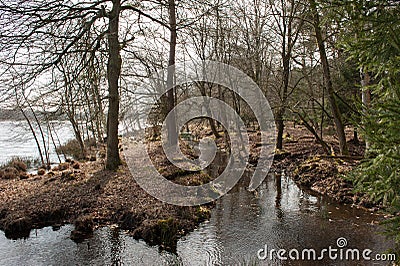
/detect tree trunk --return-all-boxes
[293,110,330,154]
[276,108,285,150]
[106,0,122,170]
[309,0,349,155]
[18,105,45,167]
[275,0,304,150]
[276,52,291,150]
[198,81,221,139]
[360,68,371,150]
[352,86,359,145]
[69,115,86,158]
[353,128,359,144]
[166,0,178,146]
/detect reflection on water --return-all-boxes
[0,225,178,266]
[0,121,74,165]
[0,172,392,265]
[178,173,392,265]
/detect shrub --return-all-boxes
[0,167,19,179]
[10,159,27,172]
[56,139,85,160]
[0,157,29,172]
[0,157,32,179]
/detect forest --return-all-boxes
[0,0,399,264]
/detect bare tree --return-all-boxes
[0,0,171,170]
[165,0,178,146]
[308,0,349,155]
[105,0,122,169]
[269,0,305,150]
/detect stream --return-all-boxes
[0,121,393,265]
[0,172,392,265]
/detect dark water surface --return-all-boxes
[0,171,393,265]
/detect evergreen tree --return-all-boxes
[337,0,400,248]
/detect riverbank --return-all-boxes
[0,123,380,251]
[0,143,213,252]
[192,121,373,209]
[268,123,379,210]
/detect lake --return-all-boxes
[0,120,74,166]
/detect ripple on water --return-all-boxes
[0,173,393,265]
[0,121,74,165]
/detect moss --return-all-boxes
[119,212,143,229]
[135,217,179,252]
[70,215,94,242]
[3,216,32,239]
[156,217,178,250]
[196,206,211,222]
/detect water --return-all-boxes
[0,120,74,166]
[0,173,392,265]
[0,123,393,265]
[178,174,392,265]
[0,226,177,266]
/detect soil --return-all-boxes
[0,122,376,250]
[0,143,212,252]
[193,122,374,209]
[267,122,377,210]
